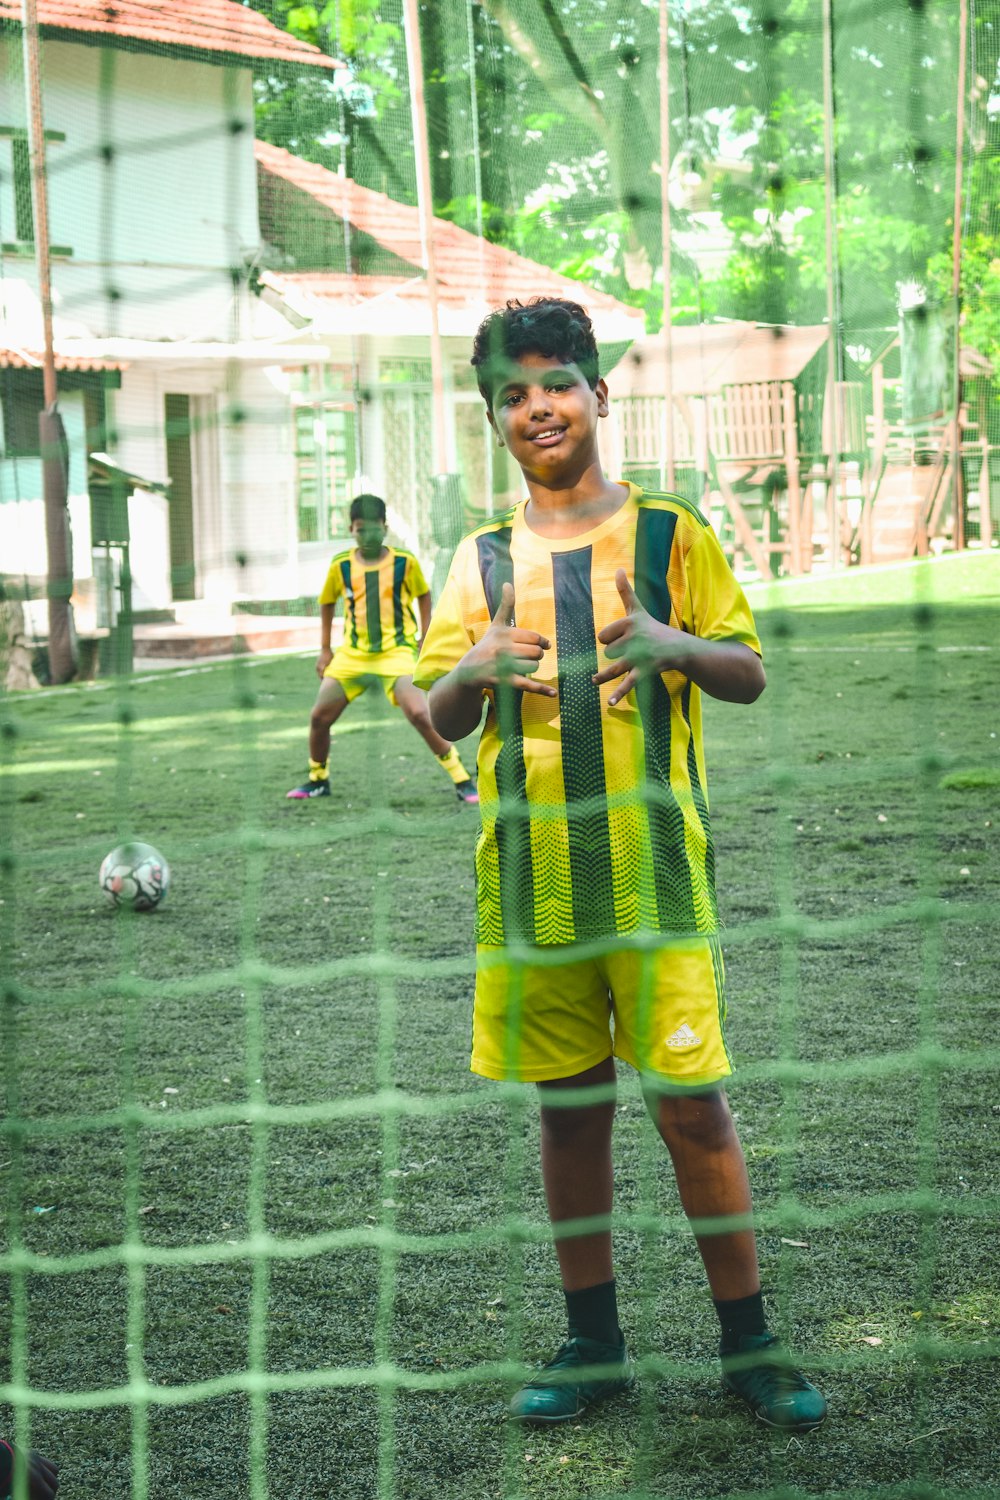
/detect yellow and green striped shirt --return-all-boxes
[319,546,429,655]
[414,483,761,947]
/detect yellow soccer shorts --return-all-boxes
[323,643,419,707]
[472,936,732,1089]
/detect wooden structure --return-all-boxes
[612,319,997,577]
[861,335,996,564]
[612,322,866,576]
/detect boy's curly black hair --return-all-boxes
[470,297,600,404]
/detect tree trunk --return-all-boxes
[0,598,41,692]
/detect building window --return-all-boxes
[0,126,72,256]
[290,366,359,544]
[0,375,44,458]
[379,357,432,387]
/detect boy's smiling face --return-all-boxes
[487,353,609,481]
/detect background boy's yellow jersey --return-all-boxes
[319,547,429,655]
[415,483,762,948]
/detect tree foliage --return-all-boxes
[246,0,1000,376]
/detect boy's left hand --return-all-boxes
[594,569,690,706]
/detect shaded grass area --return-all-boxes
[1,560,999,1498]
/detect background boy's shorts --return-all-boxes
[323,644,419,706]
[472,937,732,1088]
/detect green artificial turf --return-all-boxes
[1,552,998,1499]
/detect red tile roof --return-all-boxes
[0,1,338,70]
[254,140,645,323]
[0,346,126,371]
[619,322,830,395]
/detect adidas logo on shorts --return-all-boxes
[665,1022,702,1049]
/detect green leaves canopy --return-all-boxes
[247,0,1000,374]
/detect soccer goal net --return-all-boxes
[0,3,998,1498]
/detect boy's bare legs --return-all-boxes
[392,677,456,757]
[537,1067,757,1298]
[509,1057,629,1422]
[393,677,478,800]
[519,1067,825,1428]
[538,1057,616,1290]
[650,1087,827,1429]
[539,1074,759,1313]
[650,1089,760,1300]
[288,678,352,797]
[309,678,350,766]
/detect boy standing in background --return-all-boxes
[287,493,477,804]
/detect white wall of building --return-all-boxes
[0,39,260,340]
[110,360,298,603]
[0,37,304,607]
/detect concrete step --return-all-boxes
[133,611,338,661]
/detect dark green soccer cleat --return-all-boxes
[509,1335,635,1424]
[721,1333,828,1431]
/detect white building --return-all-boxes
[0,0,336,616]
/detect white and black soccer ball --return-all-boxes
[99,842,170,912]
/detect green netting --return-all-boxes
[1,2,999,1498]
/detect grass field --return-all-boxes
[1,552,998,1500]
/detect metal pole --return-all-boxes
[659,0,676,493]
[821,0,842,571]
[402,0,449,477]
[22,0,55,408]
[466,0,495,513]
[22,0,76,679]
[951,0,969,549]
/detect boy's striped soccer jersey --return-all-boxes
[414,483,762,948]
[319,547,429,654]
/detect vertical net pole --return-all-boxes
[634,951,662,1500]
[771,606,800,1500]
[464,0,494,513]
[821,0,843,571]
[21,0,75,683]
[109,686,147,1500]
[658,0,676,494]
[951,0,970,551]
[912,581,943,1488]
[372,769,399,1500]
[240,682,270,1500]
[402,0,448,482]
[0,709,30,1499]
[221,51,274,1497]
[499,958,526,1500]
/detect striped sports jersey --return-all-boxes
[414,483,761,948]
[319,546,429,655]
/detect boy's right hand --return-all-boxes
[315,646,333,678]
[458,583,556,696]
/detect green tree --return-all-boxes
[247,0,993,352]
[249,0,413,199]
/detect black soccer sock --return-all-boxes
[714,1288,767,1352]
[565,1279,621,1347]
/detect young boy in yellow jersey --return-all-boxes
[415,299,827,1430]
[286,493,477,803]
